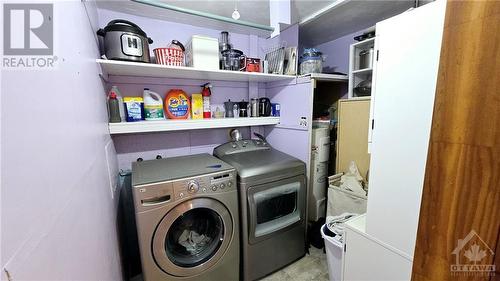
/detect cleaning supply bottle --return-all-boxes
[201,83,212,119]
[124,97,144,122]
[143,88,165,120]
[109,86,125,121]
[108,91,121,123]
[191,93,203,120]
[164,89,191,119]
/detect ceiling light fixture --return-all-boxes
[232,0,240,20]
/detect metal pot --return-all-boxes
[359,47,374,69]
[97,19,153,63]
[354,79,372,96]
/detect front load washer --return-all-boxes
[214,138,307,281]
[132,154,239,281]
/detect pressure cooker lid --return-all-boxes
[102,19,149,38]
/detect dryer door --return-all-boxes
[247,175,306,244]
[152,198,233,277]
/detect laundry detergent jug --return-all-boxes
[165,89,190,119]
[143,88,165,120]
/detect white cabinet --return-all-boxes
[342,1,447,280]
[364,0,446,257]
[348,38,375,99]
[343,215,412,281]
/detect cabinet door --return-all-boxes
[365,0,446,256]
[265,82,313,168]
[343,228,412,281]
[336,98,371,178]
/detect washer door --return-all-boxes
[152,198,233,277]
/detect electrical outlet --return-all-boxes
[299,116,308,128]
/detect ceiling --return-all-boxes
[300,0,415,46]
[96,0,340,31]
[96,0,415,41]
[129,0,339,26]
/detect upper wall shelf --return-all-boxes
[299,73,348,82]
[97,59,297,83]
[109,117,280,135]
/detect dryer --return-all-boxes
[214,138,307,281]
[132,154,239,281]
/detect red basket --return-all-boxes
[154,48,184,66]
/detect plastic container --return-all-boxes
[321,224,343,281]
[124,97,144,122]
[164,89,190,119]
[191,93,203,120]
[300,48,324,74]
[185,35,219,70]
[143,88,165,120]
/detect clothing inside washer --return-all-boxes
[165,208,224,267]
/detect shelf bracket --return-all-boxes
[99,72,109,83]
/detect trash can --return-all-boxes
[321,224,343,281]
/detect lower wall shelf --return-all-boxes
[109,117,280,134]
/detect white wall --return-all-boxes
[1,1,122,280]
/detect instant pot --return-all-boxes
[97,19,153,63]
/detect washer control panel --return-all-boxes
[173,170,236,201]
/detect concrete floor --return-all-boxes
[260,247,329,281]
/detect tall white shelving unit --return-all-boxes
[348,37,376,99]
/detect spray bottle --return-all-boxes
[201,82,212,119]
[108,91,121,123]
[109,86,125,121]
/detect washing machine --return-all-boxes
[214,137,307,281]
[132,154,239,281]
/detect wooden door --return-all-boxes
[411,1,500,280]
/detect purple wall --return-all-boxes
[97,9,252,56]
[106,76,265,170]
[1,2,122,280]
[97,9,271,170]
[312,31,359,74]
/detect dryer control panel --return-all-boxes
[172,170,236,201]
[213,139,271,157]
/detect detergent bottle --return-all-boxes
[201,83,212,119]
[143,88,165,120]
[165,89,191,119]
